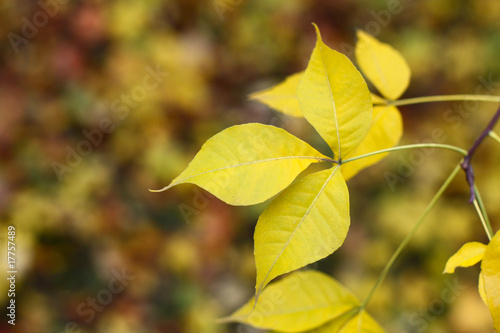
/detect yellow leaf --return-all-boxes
[479,272,488,306]
[481,230,500,331]
[151,123,329,205]
[250,72,304,118]
[355,30,411,100]
[221,271,359,332]
[443,242,487,274]
[305,310,385,333]
[297,24,372,159]
[341,106,402,181]
[371,93,386,105]
[254,166,349,295]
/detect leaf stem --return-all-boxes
[360,163,462,310]
[489,131,500,144]
[342,144,467,165]
[380,95,500,107]
[473,185,494,240]
[460,105,500,203]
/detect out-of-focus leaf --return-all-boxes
[341,105,402,180]
[151,123,329,205]
[254,167,349,296]
[443,242,487,274]
[355,30,411,100]
[221,271,358,332]
[250,72,304,117]
[297,24,372,159]
[481,230,500,331]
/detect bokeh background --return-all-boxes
[1,0,500,332]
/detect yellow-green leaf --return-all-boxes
[341,105,402,181]
[250,72,304,118]
[221,271,359,332]
[355,30,411,100]
[371,93,386,105]
[443,242,487,274]
[151,123,329,205]
[297,24,372,159]
[254,166,349,295]
[304,310,385,333]
[479,272,488,306]
[481,230,500,331]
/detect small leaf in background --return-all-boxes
[355,30,411,100]
[297,24,372,159]
[254,167,349,296]
[443,241,487,274]
[221,271,359,332]
[481,230,500,331]
[250,72,304,117]
[151,123,329,206]
[341,105,402,181]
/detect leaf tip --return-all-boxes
[148,185,171,193]
[311,23,322,42]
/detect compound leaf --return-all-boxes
[297,24,372,159]
[221,271,359,332]
[481,231,500,331]
[250,72,304,118]
[355,30,411,100]
[341,105,402,181]
[254,167,349,295]
[151,123,328,205]
[443,242,487,274]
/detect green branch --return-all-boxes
[378,94,500,107]
[360,163,462,310]
[473,185,494,240]
[342,144,467,165]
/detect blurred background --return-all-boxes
[1,0,500,332]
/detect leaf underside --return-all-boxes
[443,241,486,274]
[254,167,350,296]
[341,105,402,181]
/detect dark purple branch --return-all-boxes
[461,105,500,203]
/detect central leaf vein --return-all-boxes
[320,49,342,159]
